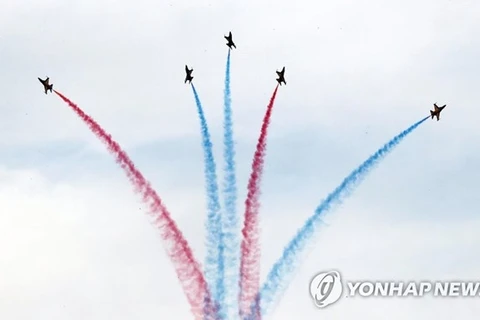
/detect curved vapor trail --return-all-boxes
[239,85,279,319]
[190,84,223,312]
[248,116,429,318]
[54,90,216,320]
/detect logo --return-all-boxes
[309,269,480,309]
[309,270,343,308]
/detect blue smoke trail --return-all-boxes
[219,49,239,319]
[190,84,222,318]
[251,116,429,318]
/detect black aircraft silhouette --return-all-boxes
[276,67,286,85]
[224,31,236,49]
[185,65,193,84]
[430,103,446,121]
[38,77,53,94]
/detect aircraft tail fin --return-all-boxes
[430,110,434,119]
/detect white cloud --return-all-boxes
[1,164,479,319]
[0,166,203,320]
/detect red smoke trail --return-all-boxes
[54,90,216,319]
[239,85,279,319]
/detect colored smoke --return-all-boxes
[54,90,216,320]
[239,85,279,319]
[252,116,429,317]
[219,49,240,319]
[190,84,223,311]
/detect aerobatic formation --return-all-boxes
[37,31,446,319]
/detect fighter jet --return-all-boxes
[38,77,53,94]
[276,67,286,85]
[225,31,236,49]
[185,65,194,84]
[430,103,446,121]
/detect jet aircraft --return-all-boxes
[430,103,446,121]
[276,67,286,85]
[185,65,194,84]
[38,77,53,94]
[225,32,236,49]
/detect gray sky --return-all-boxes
[1,0,480,319]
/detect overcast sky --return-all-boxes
[1,0,480,319]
